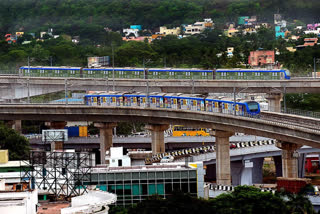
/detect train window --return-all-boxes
[88,70,93,75]
[193,100,196,106]
[224,103,228,109]
[255,72,260,76]
[112,97,116,102]
[152,98,156,103]
[55,70,60,74]
[247,102,259,112]
[104,71,108,75]
[183,100,187,105]
[186,72,190,76]
[214,102,218,108]
[173,99,177,104]
[103,97,106,102]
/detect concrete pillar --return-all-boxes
[252,157,264,184]
[274,156,283,177]
[211,130,234,185]
[45,121,67,151]
[298,153,306,178]
[241,160,253,185]
[266,93,282,112]
[276,141,302,178]
[94,122,117,165]
[5,120,22,134]
[145,124,169,155]
[230,161,243,186]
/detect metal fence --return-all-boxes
[282,108,320,119]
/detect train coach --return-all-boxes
[84,91,261,116]
[19,66,290,80]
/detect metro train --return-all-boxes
[84,91,261,116]
[19,66,291,80]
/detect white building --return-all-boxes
[61,190,117,214]
[0,181,38,214]
[184,18,214,35]
[107,147,131,167]
[123,28,139,37]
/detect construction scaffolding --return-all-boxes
[21,151,95,199]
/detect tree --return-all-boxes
[0,123,30,160]
[210,186,289,214]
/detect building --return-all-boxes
[296,38,318,50]
[159,26,180,36]
[275,26,285,39]
[107,147,131,167]
[226,28,239,37]
[227,47,234,58]
[183,18,214,35]
[91,163,205,206]
[0,150,29,184]
[61,190,116,214]
[0,180,38,214]
[248,50,275,67]
[130,25,142,31]
[88,56,110,68]
[123,28,140,38]
[238,16,250,25]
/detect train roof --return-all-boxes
[216,68,285,72]
[20,66,81,70]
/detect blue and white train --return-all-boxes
[84,91,261,116]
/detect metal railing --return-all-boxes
[281,108,320,119]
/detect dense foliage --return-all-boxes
[0,123,30,160]
[109,186,316,214]
[1,0,320,36]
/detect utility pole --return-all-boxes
[112,44,115,91]
[143,58,150,107]
[283,85,287,113]
[233,87,236,116]
[27,78,30,104]
[28,56,30,77]
[65,79,68,105]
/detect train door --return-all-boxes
[100,96,106,106]
[176,98,181,109]
[124,96,129,106]
[92,96,98,106]
[140,97,146,108]
[110,96,116,107]
[200,100,204,111]
[85,96,91,106]
[164,98,170,108]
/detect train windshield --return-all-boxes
[246,102,259,112]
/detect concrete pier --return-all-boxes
[276,141,302,178]
[266,93,282,112]
[145,124,169,155]
[211,130,234,185]
[94,122,117,164]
